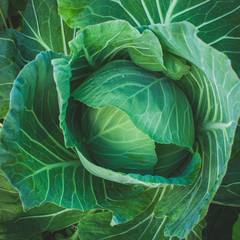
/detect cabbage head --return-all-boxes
[0,0,240,239]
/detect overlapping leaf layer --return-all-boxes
[0,0,240,239]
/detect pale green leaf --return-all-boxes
[69,20,190,80]
[81,105,158,175]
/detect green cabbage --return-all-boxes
[0,0,240,239]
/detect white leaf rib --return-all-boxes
[141,0,155,24]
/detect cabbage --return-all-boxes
[0,0,240,239]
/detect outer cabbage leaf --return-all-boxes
[1,0,75,63]
[74,193,206,240]
[0,30,23,119]
[0,0,74,120]
[0,202,85,240]
[57,0,240,74]
[213,122,240,206]
[147,21,240,238]
[17,0,74,60]
[0,169,22,222]
[0,159,84,240]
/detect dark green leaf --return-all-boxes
[203,204,240,240]
[12,0,75,61]
[0,203,85,240]
[0,30,23,119]
[0,0,8,29]
[8,0,28,16]
[0,0,75,119]
[0,169,22,222]
[213,122,240,206]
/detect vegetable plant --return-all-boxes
[0,0,240,239]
